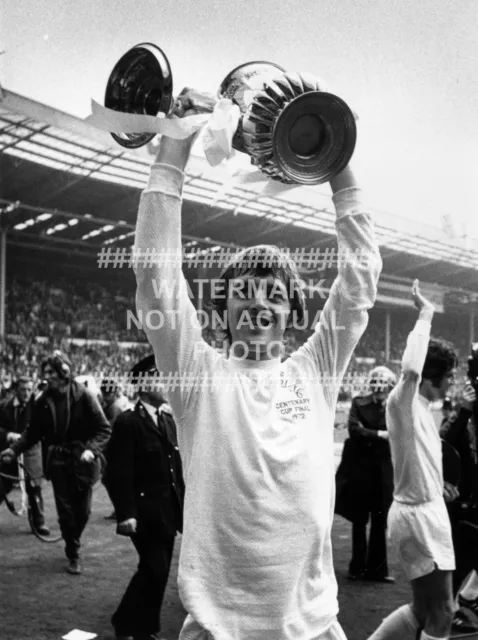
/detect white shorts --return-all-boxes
[179,616,347,640]
[388,496,455,581]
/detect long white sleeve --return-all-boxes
[402,317,432,377]
[134,163,217,417]
[294,187,382,405]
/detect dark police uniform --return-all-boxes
[105,400,185,639]
[441,406,478,595]
[335,393,394,580]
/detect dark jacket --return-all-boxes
[441,406,478,506]
[335,394,394,522]
[104,401,185,539]
[0,396,33,435]
[11,381,111,479]
[0,396,44,481]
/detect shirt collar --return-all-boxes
[139,399,158,420]
[228,354,282,372]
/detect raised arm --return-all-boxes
[390,280,435,409]
[134,91,217,412]
[401,280,435,381]
[299,165,382,402]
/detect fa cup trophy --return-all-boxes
[104,43,357,185]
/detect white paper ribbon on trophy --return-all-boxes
[85,99,210,139]
[202,99,241,167]
[86,99,307,198]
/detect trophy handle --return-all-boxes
[218,62,286,153]
[104,43,174,149]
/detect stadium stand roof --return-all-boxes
[1,86,477,295]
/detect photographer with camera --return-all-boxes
[441,343,478,633]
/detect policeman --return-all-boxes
[104,355,185,640]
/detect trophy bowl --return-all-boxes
[104,43,174,149]
[242,71,357,185]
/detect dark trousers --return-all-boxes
[49,460,92,561]
[349,508,389,577]
[449,508,478,595]
[0,471,45,528]
[25,479,46,527]
[112,533,175,636]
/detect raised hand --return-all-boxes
[411,279,435,315]
[171,87,218,118]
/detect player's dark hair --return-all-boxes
[422,337,458,388]
[208,244,306,344]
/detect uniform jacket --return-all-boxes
[441,406,478,505]
[11,381,111,479]
[104,400,185,538]
[335,394,394,522]
[0,396,44,481]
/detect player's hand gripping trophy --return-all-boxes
[103,43,357,185]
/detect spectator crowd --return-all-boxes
[0,272,474,403]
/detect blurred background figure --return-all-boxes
[440,344,478,634]
[0,376,49,535]
[100,376,130,424]
[335,365,397,583]
[100,376,130,522]
[441,396,454,429]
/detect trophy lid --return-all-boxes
[105,43,174,148]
